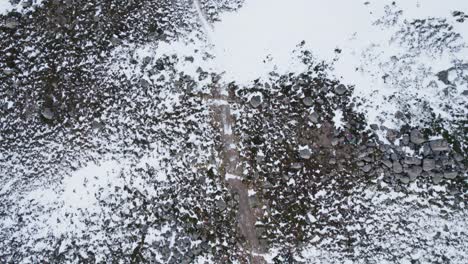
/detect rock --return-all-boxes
[41,108,54,120]
[430,139,450,152]
[308,112,320,123]
[335,84,347,95]
[410,129,425,145]
[399,176,410,184]
[443,171,458,179]
[2,68,14,75]
[422,143,432,156]
[401,134,410,145]
[453,153,464,162]
[215,199,227,211]
[370,124,379,130]
[406,166,422,180]
[422,159,436,171]
[290,162,303,170]
[432,173,443,184]
[303,97,314,106]
[329,158,336,165]
[381,159,393,168]
[357,161,365,167]
[393,161,403,173]
[362,165,372,173]
[299,146,312,159]
[3,19,20,29]
[404,157,422,165]
[386,129,399,142]
[250,95,263,108]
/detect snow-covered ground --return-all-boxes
[1,0,467,263]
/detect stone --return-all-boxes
[381,159,393,168]
[432,173,443,184]
[386,129,399,142]
[250,95,263,108]
[399,176,410,184]
[357,161,365,167]
[422,143,432,156]
[41,108,54,120]
[422,159,436,171]
[401,134,410,145]
[299,147,312,159]
[410,129,425,145]
[393,161,403,173]
[303,97,314,106]
[215,199,227,211]
[309,112,319,123]
[329,158,336,165]
[370,124,379,130]
[404,157,422,165]
[430,139,450,152]
[362,165,372,173]
[453,153,464,162]
[406,166,422,180]
[335,84,347,95]
[443,171,458,179]
[290,162,303,170]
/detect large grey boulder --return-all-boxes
[443,171,458,179]
[299,147,312,159]
[303,97,314,106]
[422,159,436,171]
[430,139,450,152]
[250,95,263,108]
[41,108,54,120]
[410,129,425,145]
[406,166,422,180]
[393,161,403,173]
[334,84,347,95]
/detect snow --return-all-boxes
[333,109,344,130]
[0,0,13,15]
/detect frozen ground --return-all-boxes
[0,0,467,263]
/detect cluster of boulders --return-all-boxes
[363,126,466,187]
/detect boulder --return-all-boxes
[302,97,314,106]
[393,161,403,173]
[309,112,320,123]
[250,95,263,108]
[404,157,422,165]
[410,129,425,145]
[406,166,422,180]
[41,108,54,120]
[430,139,450,152]
[299,146,312,159]
[335,84,347,95]
[362,165,372,173]
[443,171,458,179]
[422,159,436,171]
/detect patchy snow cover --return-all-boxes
[209,0,468,130]
[0,0,43,15]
